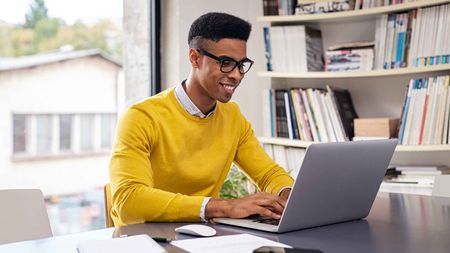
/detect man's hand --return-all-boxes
[205,192,287,220]
[279,188,291,202]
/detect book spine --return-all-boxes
[275,90,289,138]
[397,84,412,144]
[263,27,273,71]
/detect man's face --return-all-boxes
[194,38,249,103]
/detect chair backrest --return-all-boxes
[432,175,450,197]
[104,183,114,227]
[0,189,53,244]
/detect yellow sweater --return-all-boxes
[109,88,293,226]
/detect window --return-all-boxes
[12,113,116,158]
[80,114,95,151]
[36,114,53,154]
[100,114,116,149]
[59,114,73,152]
[13,114,27,153]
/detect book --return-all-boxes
[296,0,355,14]
[273,145,289,170]
[395,165,448,172]
[262,0,280,15]
[327,41,375,51]
[264,25,324,72]
[262,89,273,137]
[325,48,374,72]
[397,84,411,144]
[301,89,320,141]
[327,86,358,140]
[263,27,273,71]
[275,90,290,138]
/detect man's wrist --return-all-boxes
[205,198,230,219]
[278,187,292,196]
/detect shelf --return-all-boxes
[257,64,450,79]
[257,0,450,24]
[258,137,314,148]
[258,137,450,152]
[395,145,450,152]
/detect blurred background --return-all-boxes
[0,0,123,235]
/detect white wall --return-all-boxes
[161,0,270,135]
[0,57,120,196]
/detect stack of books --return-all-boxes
[263,25,324,72]
[355,0,418,10]
[295,0,355,14]
[374,3,450,69]
[325,42,374,72]
[398,75,450,145]
[385,166,450,186]
[262,85,358,142]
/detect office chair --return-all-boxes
[0,189,53,244]
[104,183,114,227]
[432,175,450,197]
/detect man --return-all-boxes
[109,12,293,226]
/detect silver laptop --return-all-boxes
[214,139,397,233]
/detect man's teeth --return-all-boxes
[222,84,234,91]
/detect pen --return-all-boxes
[152,237,172,243]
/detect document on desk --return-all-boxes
[76,234,166,253]
[171,233,291,253]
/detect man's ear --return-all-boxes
[189,48,200,68]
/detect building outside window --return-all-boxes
[12,113,116,158]
[59,114,73,152]
[1,0,124,236]
[80,114,95,152]
[36,114,53,155]
[13,114,27,153]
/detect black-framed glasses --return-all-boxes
[197,48,254,74]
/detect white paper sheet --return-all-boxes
[77,234,166,253]
[171,233,291,253]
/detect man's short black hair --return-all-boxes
[188,12,252,48]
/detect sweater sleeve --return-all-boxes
[109,108,204,226]
[234,112,294,195]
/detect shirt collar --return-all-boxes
[174,80,216,118]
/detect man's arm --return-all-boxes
[110,108,204,225]
[204,113,294,220]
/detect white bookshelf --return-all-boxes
[257,0,450,23]
[258,64,450,79]
[257,1,450,173]
[259,137,450,152]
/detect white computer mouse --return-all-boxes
[175,224,217,237]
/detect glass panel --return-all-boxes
[80,114,94,151]
[100,114,116,149]
[36,114,53,154]
[59,114,72,151]
[13,114,27,153]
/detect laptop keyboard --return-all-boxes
[247,215,280,226]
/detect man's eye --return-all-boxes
[221,60,233,66]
